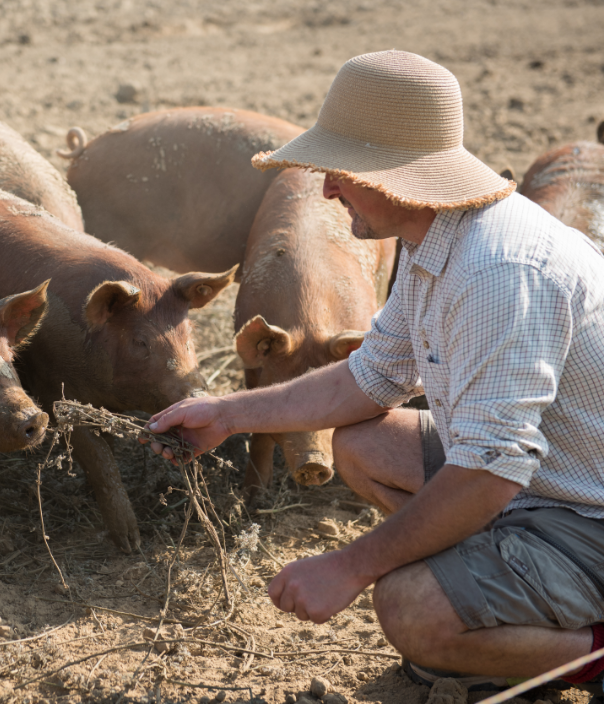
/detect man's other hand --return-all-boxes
[139,396,229,460]
[268,550,372,623]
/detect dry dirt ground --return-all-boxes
[1,1,604,703]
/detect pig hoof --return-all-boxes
[108,516,141,554]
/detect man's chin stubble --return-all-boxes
[351,215,378,240]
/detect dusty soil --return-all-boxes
[0,1,604,703]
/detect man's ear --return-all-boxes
[85,280,141,330]
[327,330,366,360]
[173,265,238,309]
[235,315,292,368]
[0,279,50,346]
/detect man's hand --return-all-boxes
[139,396,230,460]
[268,549,372,623]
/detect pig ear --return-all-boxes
[85,280,141,329]
[235,315,292,368]
[173,265,238,309]
[327,330,366,360]
[0,279,50,347]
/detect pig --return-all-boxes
[0,190,237,552]
[59,108,303,274]
[520,134,604,249]
[0,281,50,452]
[0,121,83,231]
[234,169,396,498]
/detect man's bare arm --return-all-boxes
[143,360,387,458]
[269,465,522,623]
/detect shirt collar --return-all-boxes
[403,209,466,277]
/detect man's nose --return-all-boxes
[323,173,342,200]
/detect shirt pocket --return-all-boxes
[499,531,604,629]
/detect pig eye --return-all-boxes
[133,338,150,355]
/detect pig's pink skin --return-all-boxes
[520,140,604,248]
[234,169,397,499]
[0,120,83,231]
[65,107,303,276]
[0,191,236,552]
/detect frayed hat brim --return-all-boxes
[252,123,516,211]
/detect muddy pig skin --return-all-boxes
[60,108,303,275]
[0,121,83,231]
[0,190,237,552]
[520,138,604,250]
[0,282,50,452]
[234,169,397,497]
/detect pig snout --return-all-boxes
[0,403,48,452]
[160,368,208,407]
[276,430,335,487]
[18,410,49,446]
[292,451,335,486]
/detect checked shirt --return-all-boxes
[349,192,604,517]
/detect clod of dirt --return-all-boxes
[296,696,315,704]
[143,623,184,653]
[115,82,140,104]
[322,695,347,704]
[317,519,339,537]
[357,672,368,681]
[310,676,331,698]
[215,691,227,702]
[123,561,148,580]
[376,636,388,647]
[285,695,296,704]
[0,625,12,639]
[426,678,468,704]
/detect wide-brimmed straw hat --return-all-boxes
[252,50,515,210]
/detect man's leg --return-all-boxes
[332,408,425,514]
[373,561,592,677]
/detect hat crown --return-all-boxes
[317,50,463,152]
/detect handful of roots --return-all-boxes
[53,399,198,458]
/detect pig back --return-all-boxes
[520,141,604,249]
[0,121,83,231]
[66,107,304,274]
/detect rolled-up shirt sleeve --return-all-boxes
[445,263,573,486]
[349,279,422,408]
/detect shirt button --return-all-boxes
[434,399,442,407]
[423,340,430,349]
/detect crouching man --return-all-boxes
[142,51,604,694]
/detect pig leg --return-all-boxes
[70,427,141,553]
[243,433,275,502]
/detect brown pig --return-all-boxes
[0,281,50,452]
[59,108,303,274]
[234,169,396,497]
[0,121,83,230]
[520,136,604,249]
[0,190,237,552]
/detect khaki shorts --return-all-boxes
[419,410,604,631]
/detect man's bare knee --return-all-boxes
[373,562,464,665]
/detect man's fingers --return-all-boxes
[295,605,309,621]
[268,573,286,609]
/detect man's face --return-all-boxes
[323,173,436,244]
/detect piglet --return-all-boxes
[0,190,236,552]
[0,281,50,452]
[234,169,396,497]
